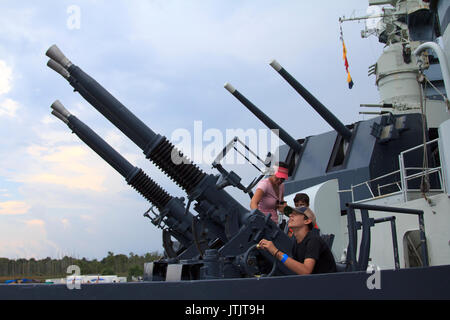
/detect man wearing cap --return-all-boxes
[291,193,320,235]
[257,206,337,275]
[250,162,289,225]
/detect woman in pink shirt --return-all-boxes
[250,162,289,225]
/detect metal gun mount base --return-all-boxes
[145,212,295,281]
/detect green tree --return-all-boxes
[101,267,114,275]
[128,265,143,279]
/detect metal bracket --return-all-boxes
[212,136,272,198]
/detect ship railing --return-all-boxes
[339,138,445,203]
[399,138,446,201]
[346,203,429,272]
[338,170,403,203]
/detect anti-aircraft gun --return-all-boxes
[46,43,431,280]
[50,100,219,259]
[223,59,355,179]
[46,45,296,280]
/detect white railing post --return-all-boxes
[399,153,407,202]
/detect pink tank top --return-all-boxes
[255,178,284,224]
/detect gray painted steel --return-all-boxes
[1,265,449,300]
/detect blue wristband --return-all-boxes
[281,254,288,263]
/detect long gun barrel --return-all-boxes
[50,100,200,248]
[269,60,353,141]
[224,83,303,154]
[47,59,148,150]
[46,46,295,277]
[46,45,254,237]
[46,46,292,274]
[46,45,205,194]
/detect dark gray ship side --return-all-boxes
[1,265,449,300]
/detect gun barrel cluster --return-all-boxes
[269,59,353,141]
[45,45,264,262]
[45,45,343,277]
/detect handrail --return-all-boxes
[339,138,444,202]
[400,138,443,200]
[345,203,429,272]
[399,138,440,156]
[414,42,450,99]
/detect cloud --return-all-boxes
[0,98,20,118]
[126,1,330,68]
[0,201,30,215]
[14,144,108,192]
[61,218,70,229]
[0,60,19,118]
[0,217,59,259]
[0,188,9,197]
[0,60,12,95]
[0,60,20,118]
[80,214,94,221]
[0,5,58,46]
[26,219,45,227]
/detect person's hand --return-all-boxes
[277,201,287,213]
[257,239,277,256]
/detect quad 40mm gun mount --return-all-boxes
[46,45,294,280]
[50,100,222,259]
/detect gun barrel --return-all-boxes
[224,83,302,154]
[50,101,211,249]
[46,45,73,69]
[51,110,68,124]
[48,59,149,152]
[50,100,172,209]
[270,60,352,141]
[47,59,70,79]
[46,46,206,194]
[46,48,296,267]
[46,46,253,237]
[45,46,157,151]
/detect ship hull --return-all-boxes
[1,264,449,300]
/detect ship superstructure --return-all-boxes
[278,0,450,271]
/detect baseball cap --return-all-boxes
[274,166,289,180]
[283,206,317,227]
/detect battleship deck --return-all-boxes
[1,265,449,300]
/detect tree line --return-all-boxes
[0,251,162,281]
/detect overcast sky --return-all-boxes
[0,0,385,260]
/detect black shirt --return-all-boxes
[291,231,337,274]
